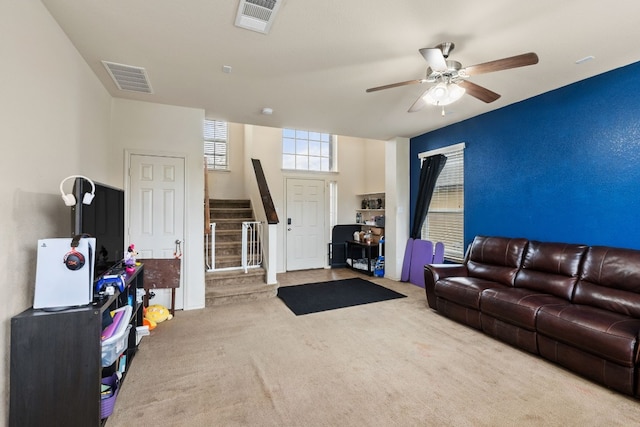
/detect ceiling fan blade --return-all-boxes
[463,52,539,76]
[408,89,429,113]
[366,79,425,93]
[458,80,501,103]
[419,48,448,72]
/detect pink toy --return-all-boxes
[124,244,138,273]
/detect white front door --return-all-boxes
[128,154,185,307]
[286,178,325,271]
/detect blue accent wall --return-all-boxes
[410,61,640,250]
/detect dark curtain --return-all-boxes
[410,154,447,238]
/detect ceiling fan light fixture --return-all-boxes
[424,82,465,106]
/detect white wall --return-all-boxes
[207,122,246,199]
[110,99,206,310]
[0,1,114,423]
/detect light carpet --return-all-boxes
[107,272,640,426]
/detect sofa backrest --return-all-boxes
[574,246,640,317]
[514,241,587,300]
[466,236,528,286]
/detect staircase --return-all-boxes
[205,199,277,306]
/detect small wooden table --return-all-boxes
[140,259,181,315]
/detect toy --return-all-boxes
[124,244,138,273]
[145,304,173,325]
[143,315,157,331]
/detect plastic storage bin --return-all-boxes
[135,325,150,345]
[100,373,120,419]
[101,305,132,367]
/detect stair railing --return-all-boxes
[242,221,263,273]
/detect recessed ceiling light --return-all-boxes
[575,56,595,64]
[262,107,273,115]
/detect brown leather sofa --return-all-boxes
[424,235,640,397]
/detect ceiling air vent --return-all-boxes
[101,61,153,94]
[235,0,283,34]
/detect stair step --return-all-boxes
[211,230,243,242]
[210,208,254,219]
[205,268,276,306]
[211,219,255,231]
[206,283,277,306]
[209,199,251,209]
[206,268,265,285]
[212,254,262,269]
[211,217,255,222]
[214,256,242,269]
[204,239,243,251]
[214,242,243,257]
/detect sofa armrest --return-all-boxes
[424,264,468,310]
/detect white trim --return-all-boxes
[418,142,466,159]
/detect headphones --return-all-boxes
[64,233,91,271]
[59,175,95,207]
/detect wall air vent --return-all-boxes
[235,0,283,34]
[101,61,153,94]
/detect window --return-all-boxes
[328,181,338,239]
[204,119,228,170]
[420,143,465,262]
[282,129,335,172]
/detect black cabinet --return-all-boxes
[9,265,144,427]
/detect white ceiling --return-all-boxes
[41,0,640,141]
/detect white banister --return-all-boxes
[206,222,216,272]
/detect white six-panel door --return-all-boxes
[128,154,185,307]
[286,178,325,270]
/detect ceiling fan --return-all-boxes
[366,42,539,113]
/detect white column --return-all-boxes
[384,137,410,280]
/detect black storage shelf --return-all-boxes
[9,265,144,427]
[345,240,384,276]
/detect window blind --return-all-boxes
[421,145,465,262]
[204,120,228,170]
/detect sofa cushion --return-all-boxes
[435,277,506,310]
[574,246,640,317]
[481,287,569,330]
[537,304,640,367]
[466,236,528,286]
[514,241,587,300]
